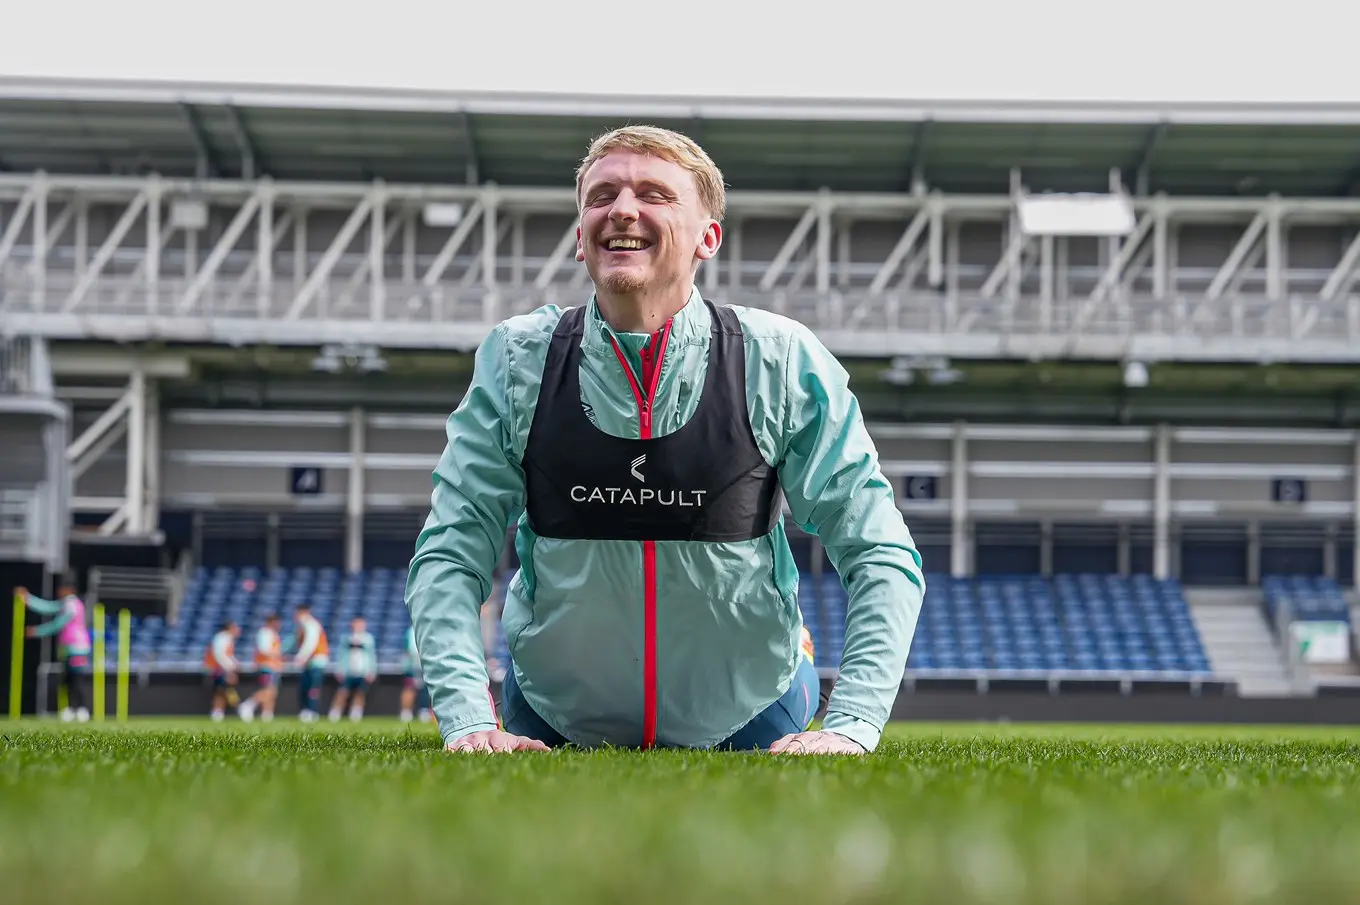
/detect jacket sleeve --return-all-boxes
[775,325,926,752]
[30,605,73,638]
[23,593,63,616]
[406,324,525,746]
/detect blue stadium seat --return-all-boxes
[131,562,1217,682]
[838,572,1214,679]
[1263,574,1351,624]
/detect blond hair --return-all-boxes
[575,125,727,222]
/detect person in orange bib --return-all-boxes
[240,613,283,722]
[203,621,242,721]
[288,604,330,722]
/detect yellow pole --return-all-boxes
[93,603,105,722]
[117,610,131,722]
[9,593,22,721]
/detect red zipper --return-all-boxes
[606,320,673,749]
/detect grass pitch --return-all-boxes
[4,719,1360,905]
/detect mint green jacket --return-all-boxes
[405,288,926,752]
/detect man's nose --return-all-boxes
[609,190,639,223]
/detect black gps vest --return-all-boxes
[521,300,783,543]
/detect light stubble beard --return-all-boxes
[598,270,649,296]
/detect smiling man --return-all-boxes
[406,125,926,756]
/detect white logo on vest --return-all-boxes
[567,454,707,507]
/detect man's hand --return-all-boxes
[24,627,36,639]
[768,730,867,756]
[445,729,551,754]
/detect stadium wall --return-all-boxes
[62,406,1360,586]
[53,672,1360,726]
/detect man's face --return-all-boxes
[352,618,365,634]
[576,150,721,300]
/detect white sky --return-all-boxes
[5,0,1360,104]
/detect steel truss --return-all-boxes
[5,174,1360,361]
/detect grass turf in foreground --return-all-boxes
[2,721,1359,905]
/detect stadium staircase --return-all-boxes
[88,553,190,621]
[1186,588,1293,696]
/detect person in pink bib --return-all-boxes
[18,578,93,722]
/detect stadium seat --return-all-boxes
[829,572,1213,678]
[131,564,1215,680]
[1262,574,1351,625]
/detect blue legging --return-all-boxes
[500,656,821,750]
[298,665,324,714]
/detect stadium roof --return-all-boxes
[3,75,1360,197]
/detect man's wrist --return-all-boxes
[819,711,881,752]
[441,721,500,747]
[823,730,868,752]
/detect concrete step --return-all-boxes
[1189,598,1292,696]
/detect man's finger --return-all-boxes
[772,729,810,751]
[769,734,810,755]
[514,736,551,752]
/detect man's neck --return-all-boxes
[595,286,692,334]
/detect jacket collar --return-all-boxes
[580,284,711,356]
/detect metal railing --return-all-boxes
[0,335,32,395]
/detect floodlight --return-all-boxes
[1018,193,1135,238]
[169,199,208,231]
[423,203,465,227]
[1123,361,1149,388]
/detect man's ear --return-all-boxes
[695,221,722,262]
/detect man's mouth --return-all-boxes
[603,237,651,252]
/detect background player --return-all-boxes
[239,612,283,722]
[203,620,242,721]
[288,604,329,722]
[329,616,377,722]
[400,624,433,723]
[16,580,92,723]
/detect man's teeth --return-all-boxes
[607,238,647,250]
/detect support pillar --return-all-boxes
[950,421,969,578]
[347,406,366,574]
[125,368,146,535]
[143,380,160,535]
[1247,520,1261,586]
[1153,423,1171,580]
[1353,434,1360,592]
[1323,523,1337,581]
